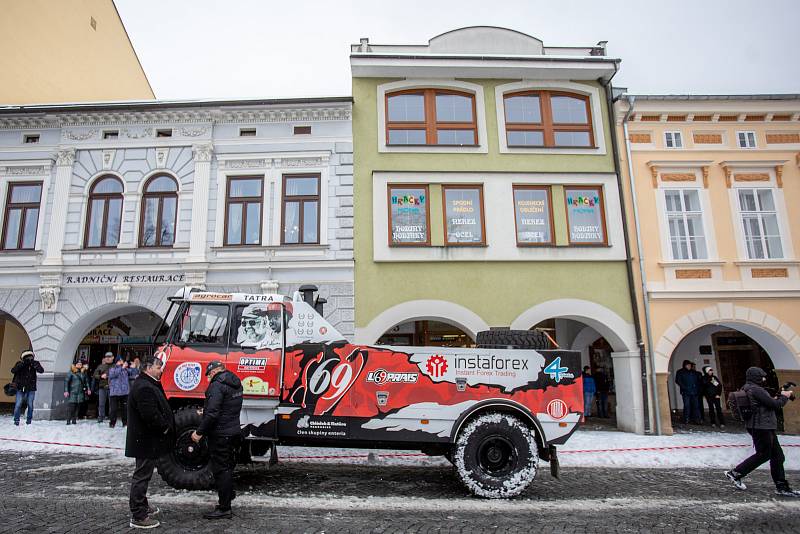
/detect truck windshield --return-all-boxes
[176,303,229,346]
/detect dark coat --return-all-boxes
[675,367,700,396]
[11,358,44,392]
[197,370,243,437]
[65,371,88,403]
[743,367,789,430]
[594,371,610,394]
[93,363,112,390]
[702,374,723,398]
[126,373,175,459]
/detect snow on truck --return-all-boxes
[152,285,584,498]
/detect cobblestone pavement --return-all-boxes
[2,450,800,533]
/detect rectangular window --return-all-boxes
[564,186,607,245]
[737,131,757,148]
[103,130,119,140]
[23,134,40,144]
[738,188,782,259]
[386,90,477,146]
[293,126,312,135]
[156,129,173,138]
[176,304,229,346]
[513,186,554,246]
[664,189,707,260]
[282,174,320,245]
[442,185,485,246]
[504,91,594,148]
[225,177,263,246]
[664,131,683,148]
[388,185,430,246]
[239,128,257,137]
[2,182,42,250]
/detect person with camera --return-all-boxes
[725,366,798,496]
[108,356,131,428]
[11,350,44,425]
[701,366,725,429]
[191,361,243,520]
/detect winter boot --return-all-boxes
[129,516,160,529]
[725,470,746,490]
[776,483,800,497]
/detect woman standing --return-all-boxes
[64,362,89,425]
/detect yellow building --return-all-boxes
[616,95,800,434]
[0,0,154,104]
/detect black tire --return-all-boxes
[476,329,550,350]
[156,406,214,491]
[453,412,539,498]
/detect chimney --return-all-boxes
[359,37,370,52]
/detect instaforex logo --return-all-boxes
[426,355,448,378]
[453,354,529,371]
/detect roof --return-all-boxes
[625,94,800,101]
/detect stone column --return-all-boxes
[611,350,645,434]
[187,143,213,263]
[42,148,76,266]
[656,372,674,435]
[775,369,800,434]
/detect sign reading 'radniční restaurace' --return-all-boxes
[444,186,484,245]
[389,185,429,245]
[513,187,552,245]
[565,186,606,244]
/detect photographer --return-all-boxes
[11,350,44,426]
[726,367,798,496]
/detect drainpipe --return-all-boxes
[600,75,651,434]
[621,94,662,435]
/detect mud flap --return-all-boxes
[549,446,560,479]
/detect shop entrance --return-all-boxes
[377,320,475,347]
[75,311,163,367]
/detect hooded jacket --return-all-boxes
[701,368,723,398]
[197,370,243,437]
[11,356,44,392]
[675,360,700,396]
[108,364,130,397]
[742,366,789,430]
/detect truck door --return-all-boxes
[161,302,231,398]
[226,302,283,398]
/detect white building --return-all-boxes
[0,97,354,418]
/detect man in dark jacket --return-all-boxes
[11,350,44,425]
[675,360,701,424]
[701,366,725,428]
[594,369,611,418]
[93,352,114,423]
[726,367,797,496]
[126,356,175,529]
[191,361,243,519]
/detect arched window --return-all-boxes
[385,89,477,146]
[84,176,124,248]
[140,174,178,247]
[503,91,594,147]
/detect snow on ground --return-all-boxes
[1,415,798,470]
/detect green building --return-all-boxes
[350,27,646,433]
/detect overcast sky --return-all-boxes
[115,0,800,101]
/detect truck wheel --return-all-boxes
[453,412,539,498]
[475,329,550,350]
[156,407,214,491]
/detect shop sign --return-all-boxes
[565,188,605,244]
[514,188,552,244]
[63,273,186,285]
[444,187,483,244]
[389,186,428,244]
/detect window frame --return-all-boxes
[387,183,431,247]
[281,173,321,245]
[503,90,595,149]
[737,187,783,260]
[138,174,179,248]
[512,185,555,247]
[1,181,43,251]
[172,302,231,348]
[83,175,124,249]
[664,131,683,149]
[441,184,487,247]
[223,176,264,247]
[736,131,757,149]
[563,185,608,247]
[385,89,478,147]
[663,188,708,260]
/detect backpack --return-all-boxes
[727,389,753,422]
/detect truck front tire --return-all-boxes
[156,406,214,491]
[453,412,539,498]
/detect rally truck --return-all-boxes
[152,286,583,498]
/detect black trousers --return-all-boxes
[705,396,725,425]
[735,429,786,486]
[67,402,79,422]
[209,435,241,511]
[130,457,155,520]
[109,395,128,426]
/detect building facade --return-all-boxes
[351,27,647,433]
[617,95,800,434]
[0,0,154,104]
[0,97,354,417]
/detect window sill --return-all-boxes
[210,244,330,251]
[733,259,799,266]
[658,260,725,267]
[0,249,42,256]
[506,145,597,150]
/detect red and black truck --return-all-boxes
[153,286,583,498]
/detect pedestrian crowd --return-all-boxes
[675,359,727,428]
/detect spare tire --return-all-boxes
[156,406,214,491]
[476,329,550,350]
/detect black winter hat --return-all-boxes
[682,359,692,367]
[746,367,767,383]
[205,360,225,376]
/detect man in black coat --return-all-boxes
[726,367,797,496]
[126,356,175,529]
[191,361,243,519]
[11,350,44,425]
